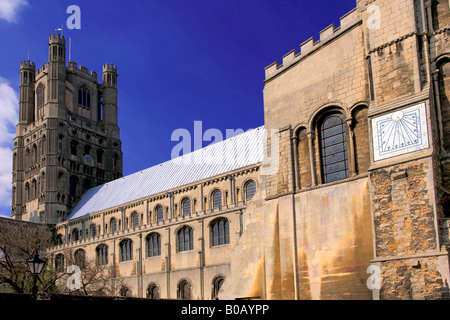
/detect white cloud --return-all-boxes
[0,0,28,23]
[0,76,18,211]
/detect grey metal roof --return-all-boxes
[67,126,265,220]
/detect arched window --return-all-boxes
[84,145,91,156]
[70,140,78,156]
[110,218,117,233]
[146,233,161,257]
[96,244,108,265]
[40,172,45,193]
[212,190,222,209]
[245,180,256,201]
[119,286,131,297]
[32,144,38,163]
[212,276,225,299]
[74,249,86,267]
[131,212,139,228]
[155,205,164,222]
[57,172,65,191]
[69,175,78,197]
[25,148,30,168]
[31,179,37,199]
[24,182,30,202]
[55,253,65,273]
[96,149,104,164]
[90,224,97,237]
[177,226,194,252]
[147,283,160,299]
[72,228,79,242]
[37,84,45,108]
[120,239,133,261]
[55,234,63,245]
[178,280,191,300]
[58,135,64,153]
[182,198,191,216]
[211,218,230,246]
[78,85,91,108]
[113,153,120,170]
[319,113,349,183]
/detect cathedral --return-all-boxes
[10,0,450,299]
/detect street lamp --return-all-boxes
[27,250,46,299]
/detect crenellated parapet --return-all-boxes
[103,63,117,74]
[264,7,361,81]
[68,61,98,79]
[35,64,47,76]
[49,33,65,45]
[20,60,36,71]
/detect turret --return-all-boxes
[102,63,118,125]
[19,60,36,124]
[48,33,66,63]
[48,34,66,105]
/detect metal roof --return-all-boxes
[67,126,265,220]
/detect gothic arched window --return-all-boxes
[155,205,164,223]
[72,228,79,242]
[212,276,225,299]
[146,233,161,257]
[55,253,65,273]
[74,249,86,267]
[96,149,104,164]
[131,212,139,228]
[96,244,108,265]
[319,113,349,183]
[37,84,45,108]
[70,140,78,156]
[212,190,222,209]
[147,283,160,299]
[177,226,194,252]
[78,85,91,108]
[110,218,117,233]
[178,280,191,300]
[182,198,191,216]
[69,175,79,197]
[245,180,256,202]
[90,224,97,237]
[211,218,230,246]
[120,239,133,261]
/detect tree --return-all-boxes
[0,219,53,294]
[0,218,113,297]
[55,248,113,296]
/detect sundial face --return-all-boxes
[372,103,429,161]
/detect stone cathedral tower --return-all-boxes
[12,34,123,225]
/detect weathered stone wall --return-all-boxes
[370,159,438,257]
[293,177,373,300]
[379,256,450,299]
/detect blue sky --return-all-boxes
[0,0,356,218]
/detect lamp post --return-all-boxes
[27,250,46,299]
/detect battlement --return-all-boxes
[20,60,36,71]
[264,7,360,81]
[103,63,117,73]
[35,64,47,76]
[49,33,65,45]
[68,62,98,79]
